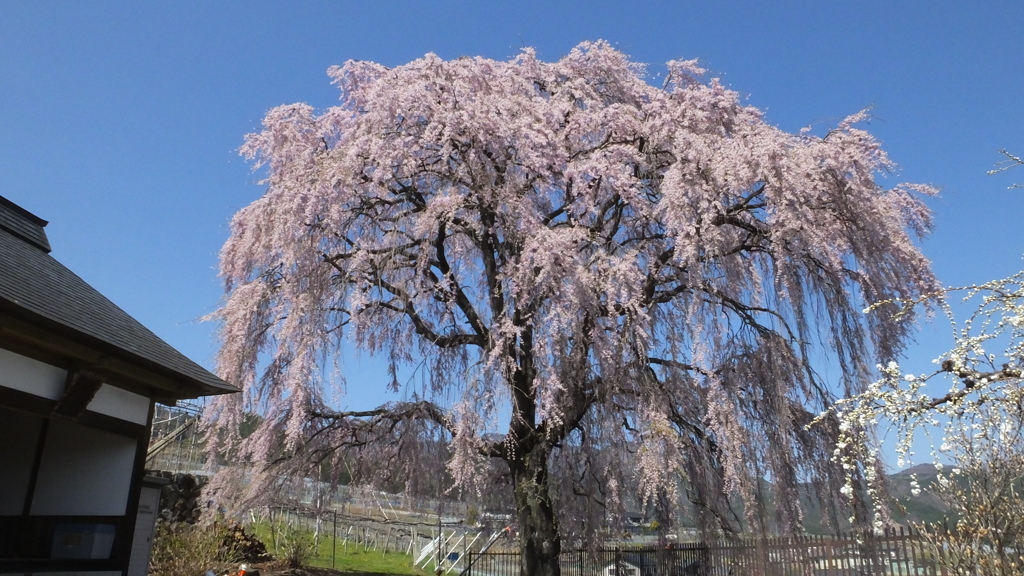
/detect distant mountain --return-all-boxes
[885,463,949,525]
[664,464,952,536]
[797,463,949,534]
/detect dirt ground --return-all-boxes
[266,565,354,569]
[244,564,337,575]
[250,563,400,576]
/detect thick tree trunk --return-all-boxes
[510,442,561,576]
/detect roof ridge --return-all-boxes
[0,195,51,253]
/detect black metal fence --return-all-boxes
[460,528,949,576]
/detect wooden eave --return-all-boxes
[0,306,232,403]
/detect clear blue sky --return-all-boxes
[2,2,1022,449]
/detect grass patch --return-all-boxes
[312,548,429,575]
[251,520,429,575]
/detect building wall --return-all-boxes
[0,347,153,575]
[0,348,147,519]
[0,346,66,400]
[88,385,150,427]
[31,419,137,516]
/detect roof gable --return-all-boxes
[0,196,235,400]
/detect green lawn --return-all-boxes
[252,520,430,575]
[310,547,430,575]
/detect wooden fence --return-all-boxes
[461,527,948,576]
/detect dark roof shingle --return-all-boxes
[0,196,50,252]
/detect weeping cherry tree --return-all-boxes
[208,42,939,576]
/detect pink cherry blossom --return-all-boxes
[208,41,938,576]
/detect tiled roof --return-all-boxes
[0,197,235,399]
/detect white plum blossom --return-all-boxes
[824,268,1024,524]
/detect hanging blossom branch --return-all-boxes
[309,401,455,438]
[296,401,455,466]
[816,149,1023,527]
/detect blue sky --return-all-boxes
[2,2,1022,460]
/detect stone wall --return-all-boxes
[147,470,207,523]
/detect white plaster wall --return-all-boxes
[0,408,43,514]
[88,384,150,426]
[30,419,137,516]
[0,347,66,400]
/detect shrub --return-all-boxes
[276,526,315,569]
[149,521,239,576]
[916,411,1024,576]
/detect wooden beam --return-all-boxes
[52,369,105,419]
